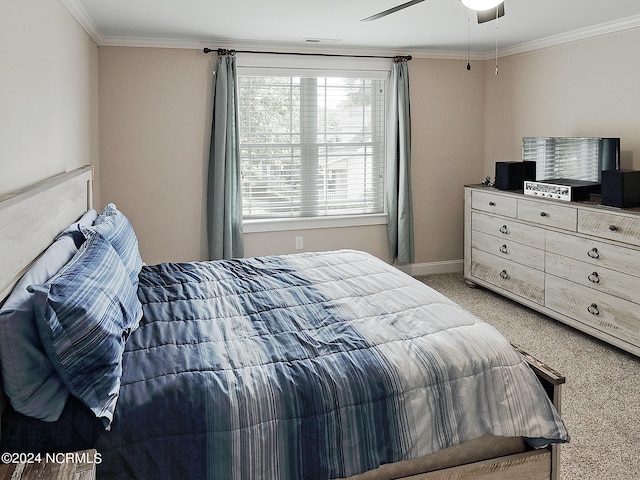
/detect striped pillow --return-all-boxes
[30,233,142,428]
[82,203,142,287]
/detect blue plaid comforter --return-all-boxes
[96,250,568,479]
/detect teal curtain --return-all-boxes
[386,59,414,265]
[207,52,244,260]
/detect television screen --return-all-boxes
[522,137,620,184]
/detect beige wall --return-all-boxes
[0,0,99,201]
[244,225,389,260]
[98,47,213,264]
[409,59,486,271]
[98,48,486,267]
[484,28,640,174]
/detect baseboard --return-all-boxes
[396,259,464,277]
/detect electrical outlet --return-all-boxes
[295,236,303,250]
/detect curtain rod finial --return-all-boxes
[393,55,412,63]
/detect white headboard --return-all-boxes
[0,165,93,302]
[0,165,93,421]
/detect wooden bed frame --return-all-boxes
[0,166,564,480]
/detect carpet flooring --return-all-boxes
[417,273,640,480]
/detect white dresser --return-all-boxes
[464,185,640,356]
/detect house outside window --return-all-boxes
[238,60,389,231]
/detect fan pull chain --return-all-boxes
[466,6,471,70]
[495,5,499,75]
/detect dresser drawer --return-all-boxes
[546,230,640,279]
[472,230,545,270]
[471,212,545,249]
[471,248,544,304]
[517,198,577,231]
[546,252,640,303]
[578,210,640,247]
[471,190,517,217]
[545,274,640,347]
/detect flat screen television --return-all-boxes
[522,137,620,185]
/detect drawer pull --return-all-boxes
[609,225,618,231]
[587,247,600,259]
[587,303,600,316]
[499,244,508,254]
[588,272,600,284]
[489,201,496,206]
[499,225,509,234]
[540,212,548,217]
[499,269,509,280]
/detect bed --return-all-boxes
[0,166,569,480]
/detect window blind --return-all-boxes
[238,72,386,219]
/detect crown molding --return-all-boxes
[60,0,640,61]
[59,0,104,44]
[492,13,640,60]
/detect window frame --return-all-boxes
[237,54,392,232]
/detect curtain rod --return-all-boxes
[203,48,411,62]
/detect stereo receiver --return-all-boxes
[523,179,598,201]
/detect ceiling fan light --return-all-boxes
[460,0,502,11]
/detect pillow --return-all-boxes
[0,236,77,421]
[81,204,142,287]
[55,209,99,247]
[29,233,143,428]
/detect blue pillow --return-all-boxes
[81,204,142,287]
[30,233,142,428]
[55,209,99,247]
[0,237,77,421]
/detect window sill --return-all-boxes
[243,214,388,234]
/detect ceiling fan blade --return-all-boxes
[476,2,505,24]
[362,0,426,22]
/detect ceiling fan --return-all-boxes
[362,0,505,24]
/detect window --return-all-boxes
[238,68,387,222]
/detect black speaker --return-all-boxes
[601,170,640,208]
[523,160,536,182]
[495,161,535,191]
